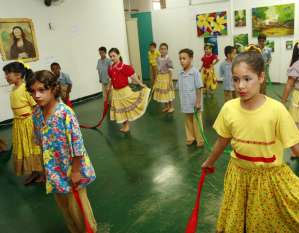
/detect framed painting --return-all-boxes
[233,34,249,53]
[196,11,228,37]
[0,18,39,62]
[286,41,293,50]
[252,3,294,37]
[234,9,246,27]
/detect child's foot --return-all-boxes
[186,140,195,146]
[196,141,204,148]
[24,173,39,186]
[34,175,45,184]
[162,107,169,112]
[167,108,175,113]
[120,128,130,133]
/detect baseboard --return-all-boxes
[0,92,103,128]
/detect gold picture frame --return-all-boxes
[0,18,39,62]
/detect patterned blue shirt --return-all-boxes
[177,67,203,113]
[219,60,234,91]
[33,103,96,194]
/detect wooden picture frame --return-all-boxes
[0,18,39,62]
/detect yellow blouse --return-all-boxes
[148,50,160,67]
[10,82,36,118]
[214,97,299,168]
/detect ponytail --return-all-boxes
[2,61,34,81]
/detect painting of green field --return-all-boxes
[252,3,294,37]
[233,34,248,53]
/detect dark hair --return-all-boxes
[50,62,60,69]
[224,46,235,57]
[232,50,265,75]
[290,42,299,67]
[258,33,267,41]
[3,61,33,80]
[179,48,194,58]
[150,42,157,48]
[26,70,60,99]
[108,48,123,62]
[99,46,107,53]
[204,44,213,50]
[159,43,168,50]
[12,26,26,44]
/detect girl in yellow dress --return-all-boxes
[3,62,43,184]
[153,43,175,113]
[282,42,299,127]
[200,44,219,94]
[202,47,299,232]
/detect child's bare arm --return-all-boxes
[213,57,220,65]
[202,136,231,168]
[71,156,83,187]
[131,75,146,88]
[195,88,202,110]
[282,77,295,104]
[291,144,299,157]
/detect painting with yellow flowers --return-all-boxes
[196,11,228,37]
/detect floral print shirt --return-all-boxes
[33,103,96,194]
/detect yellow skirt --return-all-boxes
[289,89,299,124]
[202,67,217,91]
[110,86,151,123]
[153,73,175,103]
[216,158,299,233]
[12,116,43,176]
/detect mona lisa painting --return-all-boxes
[0,18,39,62]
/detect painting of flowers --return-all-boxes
[252,3,294,37]
[196,11,228,37]
[234,9,246,27]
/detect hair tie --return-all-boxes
[17,59,30,69]
[244,44,262,54]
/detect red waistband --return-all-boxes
[234,150,276,163]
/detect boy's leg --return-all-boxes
[55,193,80,233]
[193,112,204,147]
[102,84,108,100]
[185,113,195,145]
[68,188,98,233]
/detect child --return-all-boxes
[148,42,160,86]
[202,46,299,232]
[219,46,237,102]
[97,46,111,100]
[153,43,175,113]
[200,44,219,94]
[178,49,204,147]
[50,62,73,107]
[107,48,150,133]
[282,42,299,129]
[26,70,97,233]
[258,33,272,94]
[3,62,43,185]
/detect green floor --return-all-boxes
[0,83,298,233]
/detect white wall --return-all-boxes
[152,1,232,80]
[0,0,129,122]
[153,0,298,82]
[123,0,152,12]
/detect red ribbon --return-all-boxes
[80,90,110,129]
[234,150,276,163]
[72,187,94,233]
[185,167,215,233]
